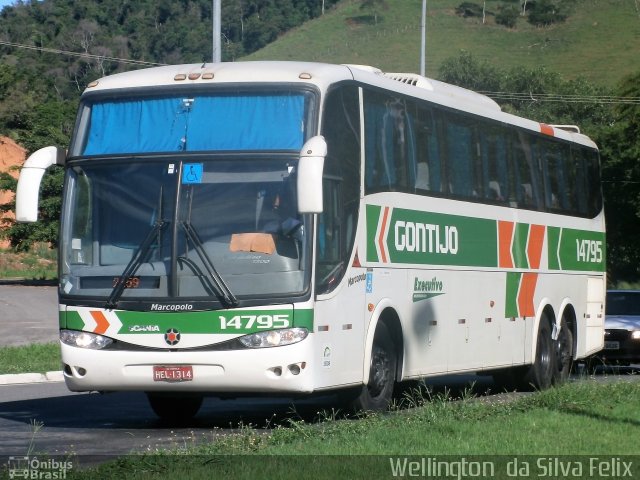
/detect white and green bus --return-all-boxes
[16,61,605,419]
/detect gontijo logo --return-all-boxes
[366,205,497,267]
[395,221,458,255]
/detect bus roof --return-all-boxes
[84,61,597,150]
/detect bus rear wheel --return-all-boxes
[351,324,397,411]
[553,320,573,384]
[520,317,554,390]
[147,393,203,422]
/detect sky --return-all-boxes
[0,1,15,10]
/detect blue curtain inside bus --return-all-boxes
[82,94,306,155]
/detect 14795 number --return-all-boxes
[576,239,603,264]
[219,314,290,330]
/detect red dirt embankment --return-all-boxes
[0,136,26,248]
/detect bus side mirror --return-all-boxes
[297,136,326,214]
[15,146,66,223]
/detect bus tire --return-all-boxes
[147,393,203,422]
[553,320,573,384]
[352,324,397,411]
[520,316,554,390]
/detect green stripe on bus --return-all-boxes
[367,204,604,273]
[366,204,382,262]
[64,310,84,330]
[505,272,521,318]
[62,308,313,335]
[512,223,530,269]
[547,226,562,270]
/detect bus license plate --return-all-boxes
[153,366,193,382]
[604,341,620,350]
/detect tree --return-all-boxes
[438,51,501,93]
[527,0,568,26]
[359,0,388,24]
[0,167,63,251]
[496,4,519,28]
[597,72,640,283]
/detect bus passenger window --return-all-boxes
[512,132,542,209]
[444,117,476,199]
[364,92,416,192]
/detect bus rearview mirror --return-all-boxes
[297,136,327,214]
[16,146,66,223]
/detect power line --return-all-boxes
[1,39,639,105]
[478,91,640,105]
[0,40,166,67]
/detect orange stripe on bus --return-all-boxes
[90,311,110,335]
[527,224,546,270]
[378,207,390,263]
[518,273,538,318]
[540,123,555,136]
[498,221,514,268]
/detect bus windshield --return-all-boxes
[61,156,311,305]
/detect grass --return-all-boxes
[0,242,57,280]
[65,379,640,479]
[247,0,640,88]
[0,342,60,374]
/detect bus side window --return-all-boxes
[480,125,508,202]
[414,106,441,193]
[364,93,393,190]
[444,115,476,198]
[586,150,603,217]
[317,84,361,294]
[512,132,543,209]
[574,147,602,217]
[364,91,416,192]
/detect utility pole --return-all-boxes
[213,0,221,63]
[420,0,426,76]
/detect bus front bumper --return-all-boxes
[60,340,314,394]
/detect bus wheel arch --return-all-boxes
[355,305,403,411]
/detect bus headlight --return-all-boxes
[60,330,113,350]
[631,330,640,340]
[238,328,308,348]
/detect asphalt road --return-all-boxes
[0,284,58,346]
[0,381,321,465]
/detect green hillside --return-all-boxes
[247,0,640,87]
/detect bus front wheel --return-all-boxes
[147,393,203,422]
[351,324,397,411]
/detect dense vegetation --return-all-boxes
[0,0,639,282]
[0,0,341,148]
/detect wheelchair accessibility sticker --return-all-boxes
[182,163,203,184]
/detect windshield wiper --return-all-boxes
[181,221,239,307]
[105,220,167,310]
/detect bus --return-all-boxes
[16,61,605,419]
